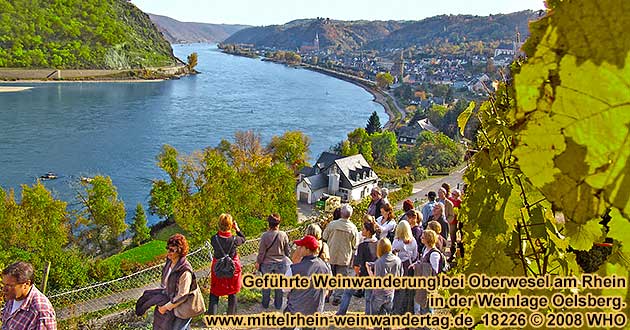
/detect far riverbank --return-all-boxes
[300,63,401,129]
[241,55,402,129]
[0,65,192,82]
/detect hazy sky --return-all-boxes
[131,0,546,26]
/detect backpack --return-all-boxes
[212,235,236,278]
[426,248,450,274]
[385,220,396,242]
[386,229,395,243]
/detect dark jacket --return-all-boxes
[136,289,174,330]
[162,256,196,304]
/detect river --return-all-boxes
[0,43,386,224]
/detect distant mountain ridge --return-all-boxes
[226,18,404,51]
[367,11,538,49]
[224,11,538,51]
[149,14,250,44]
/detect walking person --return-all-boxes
[1,261,57,330]
[208,213,246,315]
[421,191,438,229]
[282,235,332,330]
[391,221,418,315]
[406,209,424,255]
[377,203,397,242]
[256,214,290,310]
[399,199,415,222]
[366,238,403,315]
[427,203,448,240]
[367,187,385,218]
[322,204,360,306]
[305,223,330,264]
[448,188,463,261]
[413,229,448,315]
[336,215,379,315]
[438,187,454,254]
[156,234,205,330]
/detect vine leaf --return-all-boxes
[565,218,604,251]
[457,101,475,136]
[608,208,630,268]
[514,0,630,225]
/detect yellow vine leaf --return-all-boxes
[514,0,630,225]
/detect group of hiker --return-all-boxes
[1,183,463,330]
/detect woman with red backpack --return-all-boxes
[207,213,246,315]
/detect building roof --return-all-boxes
[397,125,422,140]
[299,166,314,176]
[418,118,439,133]
[303,174,328,191]
[313,152,343,172]
[333,154,378,188]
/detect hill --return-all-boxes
[0,0,178,69]
[225,18,405,52]
[224,11,538,51]
[367,10,538,49]
[148,13,249,44]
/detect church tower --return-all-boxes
[314,33,320,52]
[392,50,405,82]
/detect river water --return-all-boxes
[0,43,386,224]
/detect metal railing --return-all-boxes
[50,219,318,320]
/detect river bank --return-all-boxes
[260,59,401,129]
[0,65,192,82]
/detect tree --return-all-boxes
[77,176,127,253]
[427,104,448,131]
[0,183,70,258]
[150,131,300,245]
[376,72,394,89]
[267,131,311,175]
[370,131,398,167]
[342,128,373,163]
[413,131,464,173]
[0,184,92,292]
[187,52,198,71]
[365,111,382,135]
[131,203,150,246]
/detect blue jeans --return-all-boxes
[336,288,373,315]
[172,316,191,330]
[261,261,287,309]
[330,264,352,301]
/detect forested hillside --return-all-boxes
[149,13,249,44]
[0,0,178,69]
[224,11,536,51]
[367,10,537,49]
[225,18,404,52]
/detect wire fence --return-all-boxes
[50,218,320,320]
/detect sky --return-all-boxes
[131,0,546,26]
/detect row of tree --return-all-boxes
[148,131,308,245]
[0,176,150,293]
[335,111,465,183]
[0,129,309,292]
